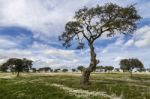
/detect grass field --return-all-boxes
[0,72,150,99]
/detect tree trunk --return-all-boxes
[80,43,99,85]
[17,71,19,77]
[130,71,132,78]
[130,69,133,78]
[80,68,91,85]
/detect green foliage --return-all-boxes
[59,3,141,49]
[6,58,33,73]
[38,67,52,72]
[96,66,104,69]
[104,66,114,72]
[59,3,141,84]
[72,69,76,72]
[120,58,144,78]
[62,69,68,72]
[22,58,33,72]
[0,58,33,76]
[120,58,144,72]
[96,66,114,72]
[77,66,84,72]
[54,69,60,72]
[0,63,8,72]
[31,68,36,73]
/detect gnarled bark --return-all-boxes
[80,43,99,85]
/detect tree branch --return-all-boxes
[81,31,90,43]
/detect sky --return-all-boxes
[0,0,150,69]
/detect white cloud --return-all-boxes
[0,0,149,39]
[125,39,134,47]
[0,0,91,39]
[102,49,108,53]
[134,26,150,47]
[0,36,17,48]
[114,56,124,62]
[0,40,89,68]
[0,37,150,68]
[125,26,150,48]
[43,49,76,59]
[115,36,124,46]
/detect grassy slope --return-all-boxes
[0,72,149,99]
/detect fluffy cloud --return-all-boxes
[0,36,150,68]
[125,26,150,48]
[134,26,150,47]
[0,39,89,68]
[0,0,91,39]
[0,0,149,39]
[114,56,124,62]
[0,37,17,48]
[125,39,134,47]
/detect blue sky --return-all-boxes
[0,0,150,69]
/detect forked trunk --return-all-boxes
[80,43,99,85]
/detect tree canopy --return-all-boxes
[0,63,8,72]
[72,69,76,72]
[62,69,68,72]
[120,58,144,77]
[0,58,33,77]
[77,66,84,72]
[96,66,114,72]
[59,3,141,49]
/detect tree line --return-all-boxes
[0,57,147,78]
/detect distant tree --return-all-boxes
[2,58,33,77]
[31,68,36,73]
[115,68,120,72]
[104,66,114,72]
[54,69,60,72]
[54,69,58,72]
[9,58,23,77]
[22,58,33,72]
[0,63,8,72]
[37,68,42,72]
[72,69,76,72]
[96,66,104,69]
[120,58,144,78]
[146,68,150,72]
[42,67,52,72]
[137,68,146,72]
[62,69,68,72]
[59,3,141,85]
[50,69,53,72]
[96,66,104,72]
[77,66,84,72]
[36,69,40,73]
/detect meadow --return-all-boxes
[0,72,149,99]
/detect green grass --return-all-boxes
[0,72,149,99]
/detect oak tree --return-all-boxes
[120,58,144,78]
[59,3,141,85]
[2,58,33,77]
[77,66,84,72]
